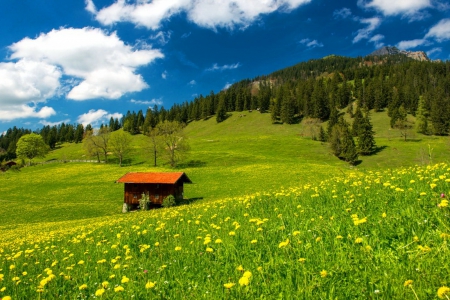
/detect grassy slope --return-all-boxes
[0,110,448,228]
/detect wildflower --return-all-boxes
[121,276,129,283]
[1,287,6,292]
[298,258,306,263]
[206,247,213,253]
[430,183,437,189]
[3,296,11,300]
[0,274,4,281]
[113,264,120,269]
[439,200,448,208]
[215,239,222,244]
[79,284,88,290]
[320,270,328,278]
[77,260,84,265]
[382,212,387,218]
[175,246,182,251]
[114,286,124,292]
[154,242,160,247]
[146,281,156,289]
[437,286,450,299]
[336,235,343,239]
[441,193,446,198]
[355,238,363,244]
[293,231,300,236]
[278,238,290,248]
[109,274,116,279]
[413,236,419,242]
[224,283,235,289]
[238,276,250,286]
[257,266,263,272]
[364,245,373,252]
[95,288,105,296]
[404,280,413,287]
[102,281,109,288]
[315,237,322,242]
[236,265,244,272]
[9,265,15,270]
[251,239,257,244]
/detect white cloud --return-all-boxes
[181,32,191,39]
[427,47,442,57]
[76,109,123,126]
[299,38,324,48]
[0,59,61,121]
[39,119,71,126]
[130,98,163,106]
[425,18,450,41]
[149,31,172,45]
[396,38,428,49]
[369,34,385,48]
[188,80,196,86]
[223,82,232,90]
[353,17,381,43]
[206,62,241,72]
[85,0,97,14]
[360,0,431,16]
[92,0,311,30]
[333,8,352,19]
[9,27,164,101]
[161,70,167,79]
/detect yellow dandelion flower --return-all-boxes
[175,246,182,251]
[315,237,322,242]
[95,288,105,296]
[257,266,263,272]
[336,235,343,239]
[243,271,252,278]
[278,238,290,248]
[251,239,257,244]
[9,265,15,270]
[438,286,450,299]
[238,276,250,286]
[121,276,129,283]
[113,264,120,269]
[102,281,109,288]
[298,258,306,263]
[215,239,222,244]
[224,283,235,289]
[237,265,244,272]
[154,242,160,247]
[293,231,300,236]
[77,260,84,265]
[3,296,11,300]
[413,236,419,242]
[320,270,328,278]
[257,228,263,232]
[0,287,6,292]
[114,286,124,292]
[355,238,363,244]
[0,274,4,281]
[439,200,448,207]
[146,281,156,289]
[404,280,413,287]
[206,247,213,253]
[430,183,437,189]
[79,284,88,290]
[109,274,116,279]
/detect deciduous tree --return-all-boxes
[16,133,48,166]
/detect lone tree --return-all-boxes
[357,113,376,155]
[16,133,48,166]
[156,121,190,167]
[109,130,133,167]
[83,127,110,162]
[330,117,358,165]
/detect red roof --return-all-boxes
[116,172,192,184]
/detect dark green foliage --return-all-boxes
[162,195,177,208]
[318,126,326,142]
[216,96,228,123]
[415,96,429,134]
[351,106,364,136]
[357,113,376,155]
[330,117,358,165]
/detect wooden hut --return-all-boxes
[116,172,192,209]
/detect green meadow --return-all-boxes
[1,111,449,299]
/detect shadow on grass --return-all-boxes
[368,145,388,156]
[176,160,207,168]
[179,197,204,205]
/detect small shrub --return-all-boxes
[139,193,150,211]
[162,195,176,208]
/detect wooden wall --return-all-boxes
[124,182,184,205]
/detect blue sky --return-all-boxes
[1,0,449,133]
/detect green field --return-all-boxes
[1,111,449,299]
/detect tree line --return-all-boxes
[1,54,449,164]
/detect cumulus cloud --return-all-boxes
[188,80,196,86]
[223,82,232,90]
[39,119,71,126]
[369,34,385,48]
[425,18,450,41]
[130,98,163,106]
[92,0,311,30]
[206,63,241,72]
[333,8,352,19]
[299,38,324,48]
[85,0,97,14]
[360,0,431,17]
[9,27,164,101]
[0,59,61,121]
[77,109,123,126]
[353,17,381,43]
[397,38,428,49]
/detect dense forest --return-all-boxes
[1,53,449,162]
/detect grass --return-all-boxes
[0,110,449,299]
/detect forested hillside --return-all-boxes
[1,53,449,162]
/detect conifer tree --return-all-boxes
[216,96,227,123]
[352,106,363,137]
[415,96,429,134]
[330,117,358,165]
[357,113,376,155]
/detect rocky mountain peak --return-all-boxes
[369,46,429,62]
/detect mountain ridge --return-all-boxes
[368,46,430,62]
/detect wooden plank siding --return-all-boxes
[124,182,184,205]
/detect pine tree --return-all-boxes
[351,106,363,137]
[357,113,376,155]
[216,96,227,123]
[327,106,339,140]
[330,117,358,165]
[415,96,429,134]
